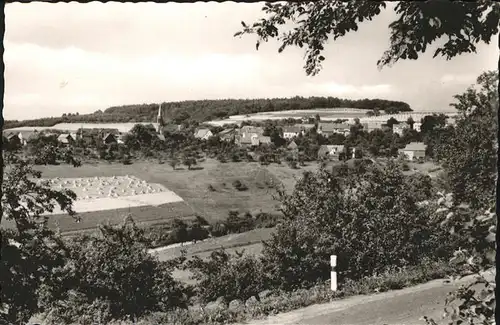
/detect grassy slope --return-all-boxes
[154,228,274,284]
[27,159,316,233]
[6,158,438,235]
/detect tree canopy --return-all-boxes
[235,0,499,75]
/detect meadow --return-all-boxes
[3,158,439,236]
[29,159,319,234]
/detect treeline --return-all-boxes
[105,97,413,123]
[3,112,153,129]
[4,96,412,129]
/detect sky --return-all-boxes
[4,2,498,120]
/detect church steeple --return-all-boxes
[157,103,164,133]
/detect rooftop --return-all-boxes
[402,142,426,151]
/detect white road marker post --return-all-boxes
[330,255,337,291]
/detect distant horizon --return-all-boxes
[3,95,459,122]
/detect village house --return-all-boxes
[240,125,264,136]
[2,131,43,146]
[317,144,345,161]
[57,133,77,145]
[24,131,41,144]
[258,136,272,145]
[115,133,125,144]
[363,122,384,132]
[282,126,303,139]
[3,132,22,148]
[237,126,265,146]
[103,133,118,145]
[194,128,213,140]
[295,123,315,131]
[238,133,271,146]
[218,128,239,142]
[393,122,410,136]
[287,141,298,151]
[317,123,351,137]
[163,124,183,133]
[399,142,426,161]
[412,122,422,132]
[156,134,166,142]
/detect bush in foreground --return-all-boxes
[261,162,454,290]
[38,218,188,325]
[127,258,459,325]
[182,249,266,304]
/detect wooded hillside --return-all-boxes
[4,96,412,129]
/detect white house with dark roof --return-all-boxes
[317,144,345,160]
[57,133,77,145]
[393,122,410,136]
[218,128,239,142]
[317,123,351,136]
[282,126,303,139]
[412,122,422,132]
[103,133,118,145]
[287,141,298,150]
[194,128,213,140]
[399,142,426,161]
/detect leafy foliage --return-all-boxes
[434,71,498,209]
[183,249,266,303]
[235,1,499,75]
[424,194,496,325]
[0,154,77,325]
[261,162,452,290]
[39,217,188,325]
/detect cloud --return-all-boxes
[440,74,477,85]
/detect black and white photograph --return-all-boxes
[1,1,498,325]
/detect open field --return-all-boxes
[22,160,315,233]
[1,200,195,235]
[3,159,440,235]
[206,108,459,126]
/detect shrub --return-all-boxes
[183,249,266,303]
[188,223,210,243]
[225,211,255,233]
[39,218,188,324]
[254,213,281,228]
[194,215,209,226]
[287,160,298,169]
[232,180,248,191]
[169,219,189,244]
[261,161,451,290]
[209,222,228,237]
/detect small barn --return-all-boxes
[103,133,118,145]
[399,142,426,161]
[57,133,76,145]
[318,145,345,160]
[287,141,298,150]
[282,126,302,139]
[194,128,213,140]
[5,133,22,147]
[218,128,239,142]
[258,136,272,145]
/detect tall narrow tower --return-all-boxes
[157,103,164,133]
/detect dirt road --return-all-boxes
[237,271,495,325]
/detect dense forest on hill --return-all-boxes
[4,96,412,129]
